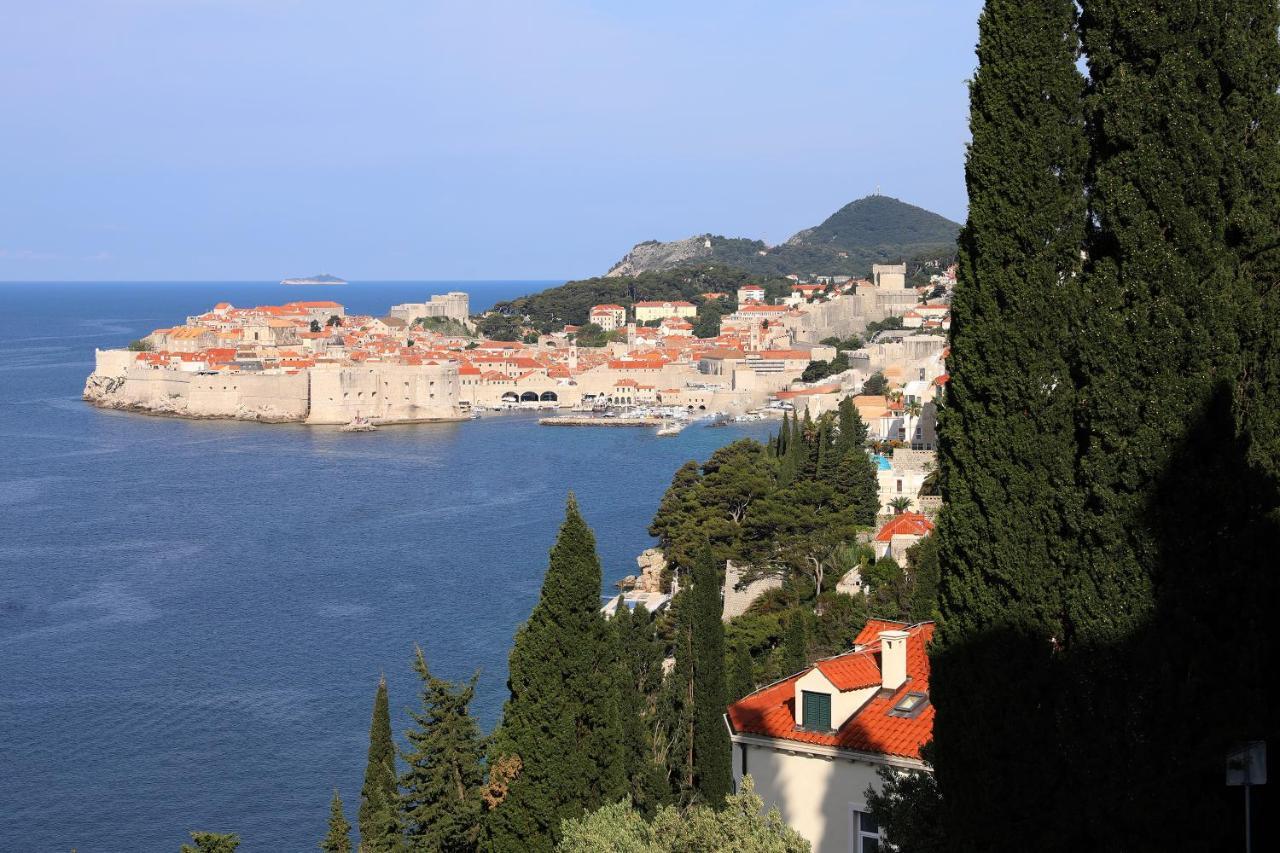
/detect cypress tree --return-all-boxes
[359,676,398,848]
[779,609,808,676]
[727,642,755,703]
[320,790,352,853]
[683,548,731,807]
[612,603,670,816]
[484,495,626,852]
[399,647,484,852]
[1042,2,1280,846]
[930,0,1087,847]
[835,394,867,456]
[833,448,879,526]
[361,787,405,853]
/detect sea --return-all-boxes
[0,281,775,852]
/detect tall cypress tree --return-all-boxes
[679,547,731,807]
[727,642,756,704]
[359,676,398,848]
[930,0,1087,847]
[399,647,485,852]
[1049,1,1280,845]
[612,603,670,816]
[779,609,808,676]
[835,395,867,456]
[320,790,352,853]
[484,495,626,852]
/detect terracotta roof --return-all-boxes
[875,513,934,542]
[727,621,935,760]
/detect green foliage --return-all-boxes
[612,603,672,817]
[476,313,524,341]
[413,316,473,338]
[570,322,609,347]
[865,743,944,853]
[359,677,397,848]
[779,609,809,676]
[799,351,850,383]
[361,787,406,853]
[860,372,888,396]
[485,495,626,851]
[668,548,731,807]
[557,776,810,852]
[820,334,863,351]
[319,790,352,853]
[727,642,756,702]
[932,1,1280,849]
[180,832,240,853]
[326,314,343,327]
[490,268,791,333]
[399,647,485,852]
[863,316,905,338]
[309,319,322,333]
[127,338,152,351]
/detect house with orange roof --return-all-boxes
[736,283,766,304]
[873,512,934,562]
[727,620,934,853]
[588,304,627,331]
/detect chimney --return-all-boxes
[879,630,909,691]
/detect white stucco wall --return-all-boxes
[732,736,899,853]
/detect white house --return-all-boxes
[634,300,697,323]
[726,620,935,853]
[588,304,627,331]
[737,284,767,304]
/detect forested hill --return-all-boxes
[488,268,793,332]
[605,195,961,278]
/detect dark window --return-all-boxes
[801,690,831,731]
[856,810,880,852]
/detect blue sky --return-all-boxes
[1,1,982,281]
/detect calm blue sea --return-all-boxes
[0,281,773,852]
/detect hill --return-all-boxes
[487,268,793,334]
[605,195,960,277]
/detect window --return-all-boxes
[854,810,880,853]
[889,691,929,718]
[801,690,831,731]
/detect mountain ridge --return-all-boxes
[604,195,960,278]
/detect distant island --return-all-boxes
[605,194,960,278]
[281,273,347,286]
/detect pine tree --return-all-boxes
[399,647,484,852]
[929,0,1087,848]
[320,790,352,853]
[484,495,626,852]
[359,676,398,848]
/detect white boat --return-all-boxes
[655,421,685,437]
[340,415,377,432]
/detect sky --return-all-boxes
[1,1,983,281]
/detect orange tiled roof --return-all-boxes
[727,621,935,760]
[875,513,934,542]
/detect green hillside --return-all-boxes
[488,268,793,332]
[606,194,961,277]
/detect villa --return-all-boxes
[726,619,935,853]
